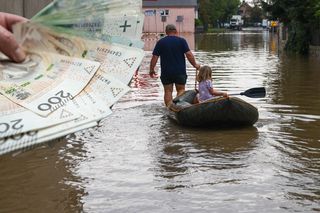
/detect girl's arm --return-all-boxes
[209,88,228,97]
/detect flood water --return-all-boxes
[1,29,320,212]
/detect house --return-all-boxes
[142,0,198,34]
[238,1,252,19]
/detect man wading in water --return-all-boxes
[149,24,200,106]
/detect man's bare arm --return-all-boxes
[185,51,200,70]
[149,55,159,77]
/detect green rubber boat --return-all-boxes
[167,90,259,127]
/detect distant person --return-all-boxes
[149,24,200,107]
[0,12,27,62]
[196,65,228,102]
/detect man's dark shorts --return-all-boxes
[160,75,187,85]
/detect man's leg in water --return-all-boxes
[175,83,185,97]
[163,84,174,106]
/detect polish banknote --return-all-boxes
[0,120,99,156]
[32,0,144,47]
[0,94,79,139]
[0,73,130,155]
[33,0,141,19]
[14,22,143,127]
[0,0,145,155]
[0,51,100,116]
[14,22,145,85]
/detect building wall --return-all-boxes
[142,32,195,51]
[0,0,52,18]
[238,3,252,19]
[143,7,195,33]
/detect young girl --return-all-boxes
[196,65,228,102]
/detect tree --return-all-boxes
[198,0,240,30]
[250,5,263,24]
[220,0,241,24]
[316,1,320,17]
[198,0,212,31]
[261,0,319,54]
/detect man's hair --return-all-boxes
[165,24,177,33]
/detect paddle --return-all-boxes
[229,87,266,98]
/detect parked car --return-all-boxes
[230,15,243,30]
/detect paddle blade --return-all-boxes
[240,87,266,98]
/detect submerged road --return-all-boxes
[1,30,320,212]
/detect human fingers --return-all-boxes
[150,73,157,78]
[0,12,28,31]
[149,70,157,78]
[0,25,26,62]
[0,12,27,62]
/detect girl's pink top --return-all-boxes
[198,80,214,102]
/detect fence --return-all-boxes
[0,0,52,18]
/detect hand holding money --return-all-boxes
[0,12,27,62]
[0,0,145,155]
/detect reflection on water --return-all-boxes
[0,29,320,212]
[155,125,258,189]
[0,138,85,212]
[196,30,280,54]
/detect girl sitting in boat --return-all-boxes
[196,65,228,102]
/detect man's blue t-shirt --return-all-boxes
[152,36,190,77]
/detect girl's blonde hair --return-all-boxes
[196,65,212,82]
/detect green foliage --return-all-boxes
[206,28,228,33]
[199,0,240,30]
[262,0,319,54]
[198,0,211,30]
[195,18,203,27]
[285,21,310,55]
[250,5,263,23]
[316,2,320,17]
[221,0,242,21]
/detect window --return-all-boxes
[145,10,156,16]
[159,9,169,16]
[176,16,184,22]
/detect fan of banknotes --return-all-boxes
[0,0,145,155]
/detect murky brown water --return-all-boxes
[1,29,320,212]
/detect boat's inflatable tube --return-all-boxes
[167,90,259,127]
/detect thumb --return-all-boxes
[0,25,26,62]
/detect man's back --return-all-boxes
[149,24,200,106]
[152,35,190,76]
